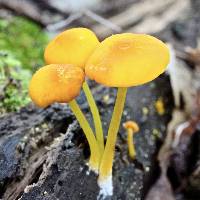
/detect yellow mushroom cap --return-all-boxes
[85,33,170,87]
[29,64,85,108]
[44,28,100,69]
[123,121,139,133]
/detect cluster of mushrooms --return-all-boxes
[29,28,169,196]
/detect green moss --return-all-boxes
[0,17,48,112]
[0,17,48,70]
[0,50,31,113]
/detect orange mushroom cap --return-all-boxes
[85,33,170,87]
[44,28,100,69]
[123,121,139,133]
[29,64,85,108]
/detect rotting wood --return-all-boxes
[3,149,48,200]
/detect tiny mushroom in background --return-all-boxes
[155,97,165,115]
[123,120,139,160]
[44,28,104,157]
[85,33,169,196]
[29,64,100,172]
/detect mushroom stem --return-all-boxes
[123,121,139,160]
[127,128,136,159]
[68,99,100,172]
[99,87,127,181]
[82,81,104,155]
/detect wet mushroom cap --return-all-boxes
[85,33,170,87]
[29,64,85,108]
[44,28,100,69]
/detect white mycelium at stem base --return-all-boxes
[98,87,127,196]
[85,33,170,197]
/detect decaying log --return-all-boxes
[0,77,173,199]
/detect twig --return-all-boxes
[84,9,122,33]
[46,9,122,34]
[46,12,82,31]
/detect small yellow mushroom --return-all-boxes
[29,64,100,172]
[44,28,100,69]
[86,33,169,87]
[85,33,169,190]
[155,97,165,115]
[123,120,139,160]
[29,64,84,107]
[44,28,104,157]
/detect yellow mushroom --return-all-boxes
[123,121,139,160]
[44,28,99,68]
[86,33,169,87]
[29,64,84,107]
[155,97,165,115]
[29,64,100,172]
[85,33,169,188]
[44,28,104,160]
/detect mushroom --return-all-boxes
[44,28,104,156]
[29,64,100,172]
[155,97,165,115]
[123,120,139,160]
[85,33,169,195]
[44,28,99,68]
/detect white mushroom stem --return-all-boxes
[98,87,127,194]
